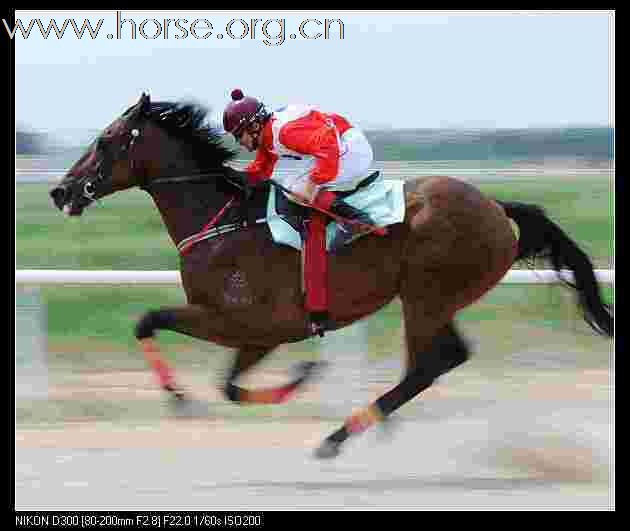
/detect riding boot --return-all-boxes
[303,212,332,337]
[328,197,378,252]
[309,311,331,337]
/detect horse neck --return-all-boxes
[145,165,235,250]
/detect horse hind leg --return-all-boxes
[315,303,470,459]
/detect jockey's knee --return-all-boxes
[313,189,337,210]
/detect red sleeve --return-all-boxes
[245,149,277,185]
[245,121,278,185]
[278,112,340,185]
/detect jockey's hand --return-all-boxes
[289,179,318,206]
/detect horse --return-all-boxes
[49,93,613,459]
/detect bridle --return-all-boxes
[79,126,142,205]
[85,123,246,202]
[81,118,254,256]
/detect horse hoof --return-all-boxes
[314,439,342,459]
[378,414,400,442]
[169,396,208,418]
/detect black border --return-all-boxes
[8,8,617,516]
[5,6,16,515]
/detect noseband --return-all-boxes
[82,127,141,202]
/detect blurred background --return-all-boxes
[14,10,614,510]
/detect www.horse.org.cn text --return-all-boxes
[4,11,345,46]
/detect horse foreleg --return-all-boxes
[315,314,470,459]
[224,345,322,405]
[135,305,322,405]
[135,305,212,400]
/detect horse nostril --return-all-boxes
[50,186,69,209]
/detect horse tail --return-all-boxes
[496,200,613,338]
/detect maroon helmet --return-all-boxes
[222,89,270,137]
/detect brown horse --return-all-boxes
[50,93,613,458]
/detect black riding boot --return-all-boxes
[329,198,377,252]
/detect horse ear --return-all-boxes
[140,92,151,115]
[126,93,151,120]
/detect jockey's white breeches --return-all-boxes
[289,127,374,194]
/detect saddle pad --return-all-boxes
[266,174,406,251]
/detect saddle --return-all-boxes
[273,171,382,233]
[222,171,382,235]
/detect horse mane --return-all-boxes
[147,101,238,170]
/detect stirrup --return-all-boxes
[309,311,332,337]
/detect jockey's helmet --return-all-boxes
[222,89,270,138]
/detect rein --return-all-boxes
[142,170,264,257]
[143,169,246,190]
[176,196,235,256]
[146,172,225,188]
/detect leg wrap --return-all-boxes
[223,380,299,404]
[345,404,385,434]
[139,337,180,393]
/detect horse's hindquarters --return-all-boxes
[400,176,517,315]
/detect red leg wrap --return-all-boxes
[141,339,176,390]
[241,382,299,404]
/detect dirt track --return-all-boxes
[15,365,614,510]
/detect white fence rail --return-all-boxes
[15,269,614,286]
[14,268,613,411]
[15,160,614,183]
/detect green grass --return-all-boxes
[17,186,178,269]
[16,176,613,269]
[16,176,614,361]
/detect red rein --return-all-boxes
[177,197,236,256]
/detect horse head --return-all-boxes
[50,92,238,217]
[49,92,159,216]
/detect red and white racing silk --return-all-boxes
[245,105,374,320]
[246,104,353,186]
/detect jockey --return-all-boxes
[222,88,378,334]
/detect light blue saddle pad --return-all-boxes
[266,174,406,251]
